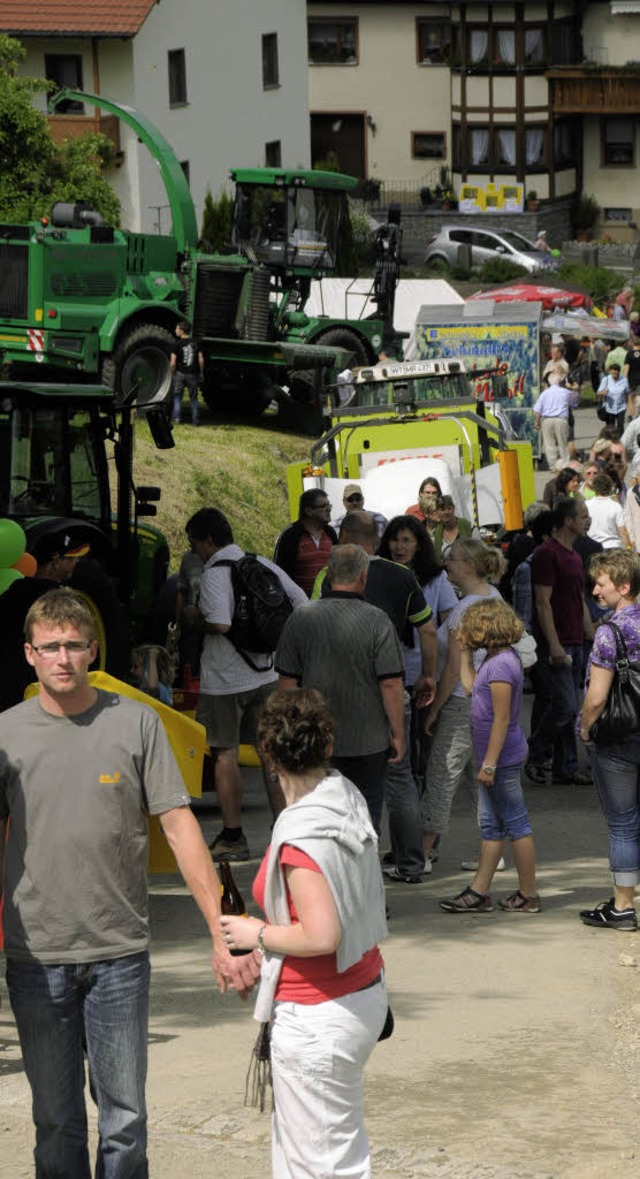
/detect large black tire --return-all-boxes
[103,323,175,409]
[288,327,371,404]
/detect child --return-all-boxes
[130,644,175,706]
[439,599,540,914]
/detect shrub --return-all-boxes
[477,258,528,283]
[200,188,234,252]
[555,262,629,306]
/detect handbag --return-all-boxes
[589,621,640,745]
[596,402,608,422]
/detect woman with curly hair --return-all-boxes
[219,688,388,1178]
[438,599,540,914]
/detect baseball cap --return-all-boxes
[32,532,90,564]
[344,483,363,499]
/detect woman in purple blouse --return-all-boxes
[579,550,640,932]
[439,599,540,915]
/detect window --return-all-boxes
[603,117,634,165]
[416,19,451,64]
[265,140,282,167]
[524,27,545,65]
[308,18,358,65]
[262,33,279,88]
[168,49,188,106]
[454,125,546,172]
[466,27,515,69]
[554,120,576,167]
[604,208,632,223]
[44,55,84,112]
[412,132,446,160]
[551,20,582,66]
[180,160,190,186]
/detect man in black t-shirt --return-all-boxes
[171,321,204,425]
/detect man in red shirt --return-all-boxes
[527,497,594,786]
[273,490,337,597]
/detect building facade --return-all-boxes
[7,0,310,233]
[308,1,640,234]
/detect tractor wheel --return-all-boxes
[104,323,175,408]
[288,327,371,404]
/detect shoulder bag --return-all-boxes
[589,621,640,745]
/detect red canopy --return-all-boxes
[467,283,592,312]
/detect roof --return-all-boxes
[0,0,157,37]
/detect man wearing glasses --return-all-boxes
[0,587,258,1177]
[273,488,337,596]
[332,483,388,542]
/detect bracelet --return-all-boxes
[481,764,496,776]
[257,924,268,955]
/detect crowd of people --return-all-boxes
[2,383,640,1175]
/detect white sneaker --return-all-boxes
[460,856,506,872]
[423,857,433,875]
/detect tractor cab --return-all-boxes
[231,168,357,277]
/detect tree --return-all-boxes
[0,35,120,224]
[200,188,234,252]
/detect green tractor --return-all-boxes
[0,89,402,419]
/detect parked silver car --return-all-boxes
[424,225,559,273]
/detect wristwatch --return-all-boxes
[481,764,496,776]
[257,924,268,954]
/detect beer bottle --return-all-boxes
[220,860,250,956]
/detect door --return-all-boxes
[310,113,365,179]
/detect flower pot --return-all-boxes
[526,199,539,213]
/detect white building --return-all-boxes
[7,0,310,233]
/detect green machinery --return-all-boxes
[0,379,172,630]
[0,89,402,417]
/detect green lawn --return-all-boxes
[132,415,311,570]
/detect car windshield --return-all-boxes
[0,406,104,521]
[349,373,470,408]
[499,231,536,252]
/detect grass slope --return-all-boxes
[132,418,311,570]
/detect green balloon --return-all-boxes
[0,567,23,595]
[0,518,26,567]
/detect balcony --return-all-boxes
[47,113,121,152]
[547,68,640,114]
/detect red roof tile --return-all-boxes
[0,0,157,37]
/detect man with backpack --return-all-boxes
[185,509,307,861]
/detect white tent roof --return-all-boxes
[305,278,463,339]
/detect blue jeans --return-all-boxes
[172,372,199,424]
[385,692,424,875]
[528,643,583,777]
[477,762,533,842]
[6,951,150,1179]
[589,737,640,887]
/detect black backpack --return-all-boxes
[216,555,293,670]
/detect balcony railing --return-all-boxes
[47,113,121,151]
[547,69,640,114]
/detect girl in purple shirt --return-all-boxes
[439,600,540,915]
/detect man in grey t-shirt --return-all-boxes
[0,588,259,1178]
[276,545,405,833]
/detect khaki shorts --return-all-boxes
[196,682,276,750]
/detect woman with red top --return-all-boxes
[220,688,388,1178]
[405,476,442,534]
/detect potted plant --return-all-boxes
[526,189,539,212]
[441,187,455,211]
[572,192,600,241]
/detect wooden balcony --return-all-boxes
[547,69,640,114]
[47,113,121,152]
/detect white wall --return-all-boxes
[131,0,310,234]
[17,0,310,235]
